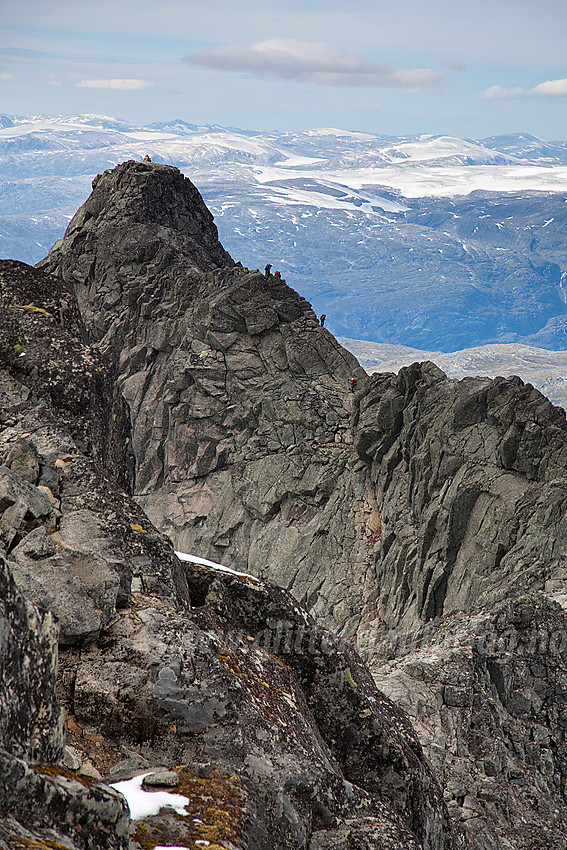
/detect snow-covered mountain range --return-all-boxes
[1,113,566,353]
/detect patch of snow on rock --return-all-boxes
[175,551,259,582]
[109,773,189,820]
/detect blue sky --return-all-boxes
[1,0,566,139]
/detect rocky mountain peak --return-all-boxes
[38,159,234,342]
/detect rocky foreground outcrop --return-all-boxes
[0,555,130,849]
[0,260,188,642]
[3,158,567,848]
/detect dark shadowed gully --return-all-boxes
[2,159,567,847]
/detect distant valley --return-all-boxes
[1,113,566,353]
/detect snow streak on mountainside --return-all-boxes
[1,114,567,351]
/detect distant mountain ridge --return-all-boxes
[1,113,566,351]
[339,338,567,411]
[480,132,567,163]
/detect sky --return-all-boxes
[1,0,566,139]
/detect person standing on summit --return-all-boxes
[265,264,272,277]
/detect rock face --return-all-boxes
[373,594,567,850]
[1,240,457,846]
[0,257,187,846]
[353,361,567,646]
[39,161,371,642]
[39,162,372,644]
[41,159,234,344]
[21,158,567,847]
[351,364,567,847]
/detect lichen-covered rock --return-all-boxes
[10,542,120,645]
[0,752,129,850]
[187,564,455,849]
[0,554,62,763]
[57,561,459,850]
[0,259,130,491]
[0,555,129,849]
[0,463,53,550]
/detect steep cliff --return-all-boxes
[31,158,567,848]
[354,360,567,646]
[354,364,567,847]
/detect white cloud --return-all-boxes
[484,85,524,99]
[532,79,567,97]
[187,38,445,89]
[0,73,15,81]
[484,78,567,99]
[77,78,152,90]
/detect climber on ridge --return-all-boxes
[274,270,282,279]
[320,314,326,327]
[265,263,272,277]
